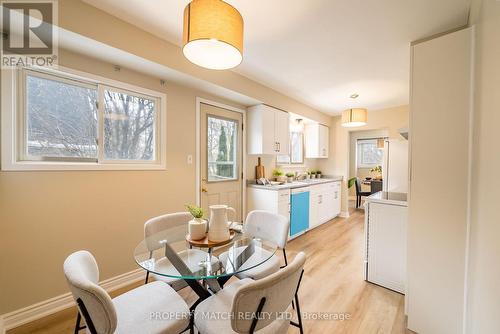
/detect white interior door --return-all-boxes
[200,103,243,222]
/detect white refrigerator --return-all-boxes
[382,139,409,193]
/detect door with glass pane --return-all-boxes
[200,103,243,222]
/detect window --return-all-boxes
[207,115,238,181]
[357,139,383,168]
[25,72,98,161]
[277,131,304,165]
[102,87,156,161]
[1,67,166,170]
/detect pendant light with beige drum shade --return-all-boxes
[341,108,368,128]
[183,0,244,70]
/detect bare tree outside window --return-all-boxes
[20,68,163,168]
[26,74,98,159]
[103,89,156,161]
[207,116,237,181]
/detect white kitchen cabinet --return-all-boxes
[365,200,407,294]
[309,186,320,228]
[247,104,290,155]
[308,181,341,229]
[305,123,329,158]
[247,187,290,220]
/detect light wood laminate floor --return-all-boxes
[8,208,412,334]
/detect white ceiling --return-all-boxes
[82,0,470,114]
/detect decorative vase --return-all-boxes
[287,176,294,183]
[277,175,287,183]
[188,218,207,240]
[311,174,316,179]
[317,173,322,179]
[208,205,230,242]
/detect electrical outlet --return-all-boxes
[187,155,193,164]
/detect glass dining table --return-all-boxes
[133,224,277,303]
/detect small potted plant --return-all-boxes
[305,170,311,179]
[285,172,295,183]
[310,171,317,179]
[272,168,286,183]
[370,165,382,180]
[316,170,322,179]
[186,204,207,240]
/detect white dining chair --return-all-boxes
[144,212,214,290]
[64,250,190,334]
[194,252,306,334]
[220,210,290,280]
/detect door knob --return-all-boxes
[201,187,208,193]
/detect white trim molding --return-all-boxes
[340,211,350,218]
[1,268,144,331]
[0,316,5,334]
[1,66,167,171]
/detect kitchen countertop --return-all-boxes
[365,191,408,206]
[247,176,343,191]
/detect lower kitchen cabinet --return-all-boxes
[247,180,342,239]
[309,181,341,229]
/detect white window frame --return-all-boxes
[1,66,167,171]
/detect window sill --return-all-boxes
[1,161,167,171]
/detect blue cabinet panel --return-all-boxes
[290,191,310,237]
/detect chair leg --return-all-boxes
[144,271,150,284]
[74,312,81,334]
[294,292,304,334]
[290,270,305,334]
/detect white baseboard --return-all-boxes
[0,316,5,334]
[1,268,144,331]
[340,211,350,218]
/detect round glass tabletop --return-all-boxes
[133,225,278,280]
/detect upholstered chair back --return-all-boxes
[244,210,290,249]
[230,251,306,333]
[144,212,192,251]
[63,251,117,334]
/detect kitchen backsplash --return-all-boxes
[246,155,320,181]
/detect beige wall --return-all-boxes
[318,105,409,213]
[466,0,500,332]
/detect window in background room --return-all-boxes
[357,138,383,168]
[277,131,304,165]
[207,115,238,181]
[9,67,166,170]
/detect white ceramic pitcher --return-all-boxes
[208,205,230,242]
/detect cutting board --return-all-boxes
[255,157,265,179]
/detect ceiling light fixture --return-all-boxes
[341,108,368,128]
[182,0,244,70]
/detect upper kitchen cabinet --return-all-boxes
[305,123,329,158]
[247,104,290,155]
